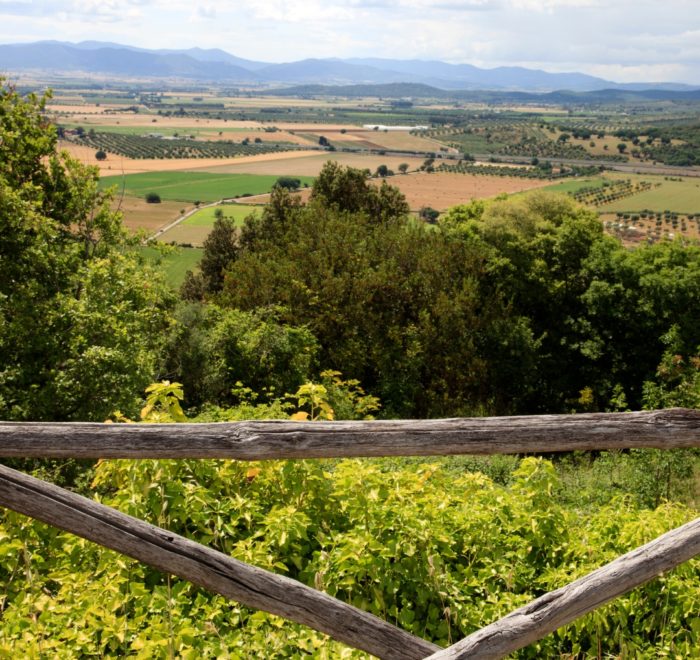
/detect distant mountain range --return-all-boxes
[264,82,700,104]
[1,40,698,93]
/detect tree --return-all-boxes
[95,150,107,161]
[198,215,239,293]
[617,143,627,153]
[310,161,408,223]
[318,135,330,147]
[274,176,301,191]
[162,303,318,408]
[419,206,440,223]
[398,163,409,175]
[0,79,173,421]
[145,192,161,203]
[375,164,389,177]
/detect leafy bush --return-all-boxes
[1,456,698,656]
[145,192,161,204]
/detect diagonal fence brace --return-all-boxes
[0,463,439,660]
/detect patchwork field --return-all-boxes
[546,173,700,214]
[99,172,315,203]
[351,130,455,153]
[544,178,607,195]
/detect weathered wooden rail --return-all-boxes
[1,407,699,659]
[2,408,699,459]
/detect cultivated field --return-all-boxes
[113,196,188,234]
[382,172,552,210]
[192,152,428,176]
[99,172,315,203]
[61,141,321,175]
[137,246,203,287]
[598,173,700,214]
[546,173,700,214]
[351,130,454,152]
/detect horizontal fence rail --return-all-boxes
[1,408,699,459]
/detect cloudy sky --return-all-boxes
[1,0,699,83]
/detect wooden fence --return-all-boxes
[1,407,699,659]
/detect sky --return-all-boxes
[1,0,699,84]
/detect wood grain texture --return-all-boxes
[426,516,700,659]
[0,464,439,660]
[1,408,699,459]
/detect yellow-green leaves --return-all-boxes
[140,381,187,423]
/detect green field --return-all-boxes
[183,204,262,227]
[100,172,314,203]
[61,123,251,137]
[598,174,700,214]
[138,245,203,287]
[160,204,264,246]
[544,177,607,195]
[544,174,700,214]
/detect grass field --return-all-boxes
[546,173,700,214]
[159,204,264,246]
[352,130,453,153]
[184,204,263,226]
[99,172,314,203]
[544,178,607,195]
[137,245,203,287]
[598,173,700,214]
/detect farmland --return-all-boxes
[100,172,315,203]
[597,173,700,214]
[74,132,301,159]
[49,86,700,242]
[160,204,264,246]
[541,172,700,243]
[113,196,190,234]
[545,173,700,216]
[193,152,428,177]
[383,171,552,210]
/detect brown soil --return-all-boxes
[380,172,552,211]
[112,196,187,234]
[241,171,551,211]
